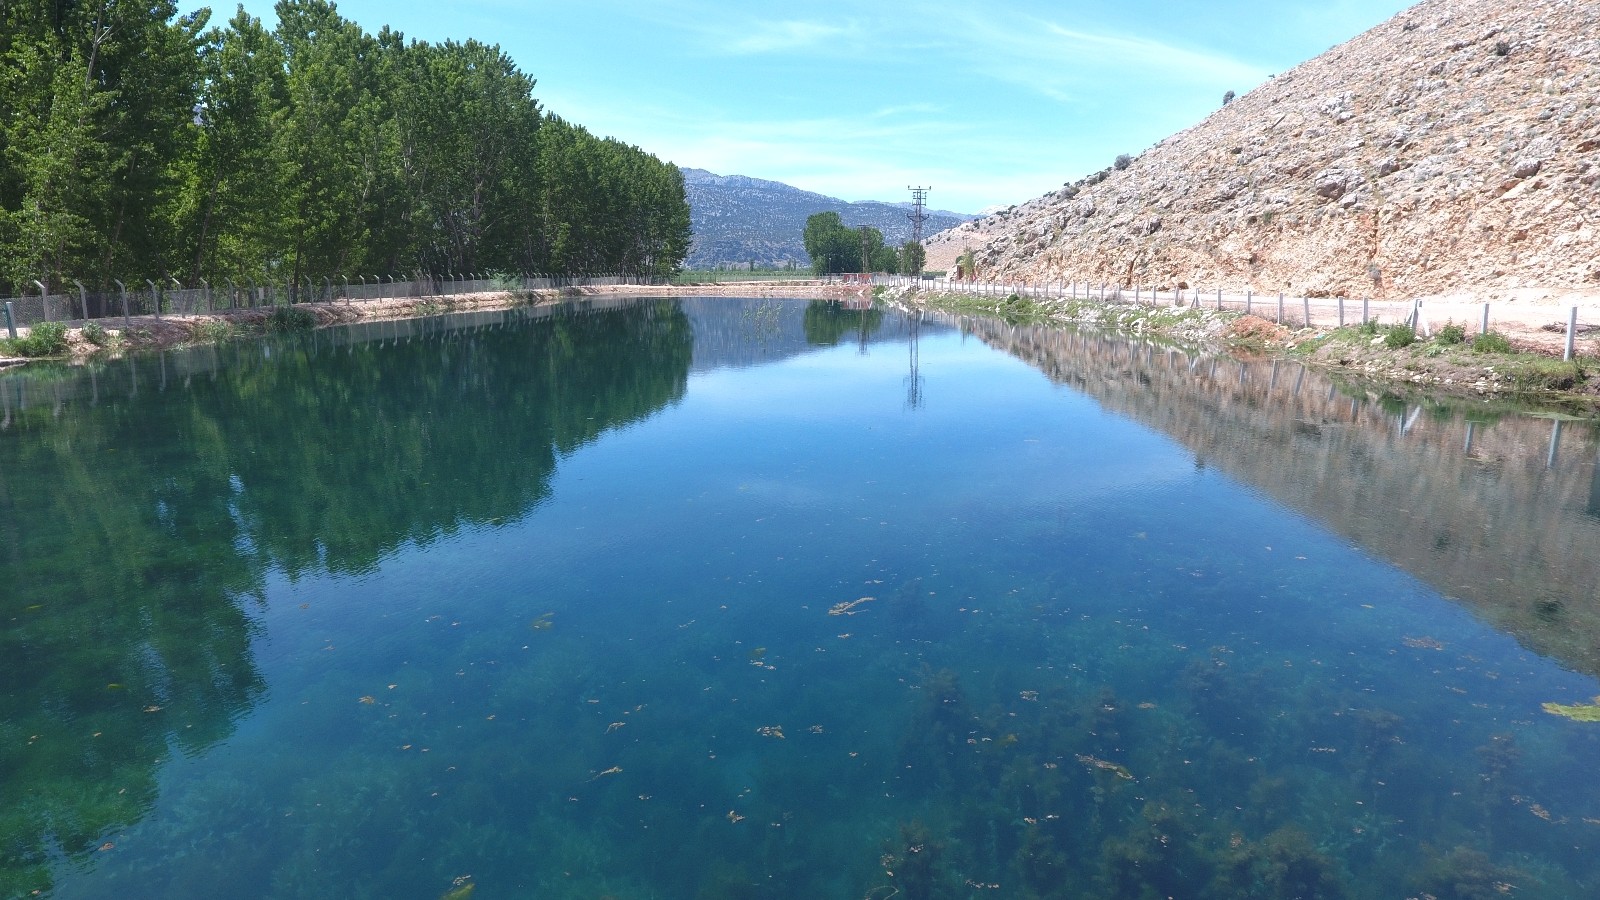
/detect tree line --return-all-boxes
[802,211,925,276]
[0,1,692,298]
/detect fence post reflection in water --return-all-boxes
[1590,445,1600,517]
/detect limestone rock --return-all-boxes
[924,0,1600,302]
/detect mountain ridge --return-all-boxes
[683,168,973,270]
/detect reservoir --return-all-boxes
[3,297,1599,899]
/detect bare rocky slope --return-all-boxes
[925,0,1600,305]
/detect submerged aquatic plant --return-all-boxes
[1541,697,1600,722]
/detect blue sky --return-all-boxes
[233,0,1414,213]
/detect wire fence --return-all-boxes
[0,273,652,332]
[856,274,1597,361]
[669,271,815,284]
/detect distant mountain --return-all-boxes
[681,168,975,270]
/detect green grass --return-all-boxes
[1310,321,1595,399]
[1496,357,1588,392]
[1473,331,1513,354]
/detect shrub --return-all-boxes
[81,321,110,346]
[192,319,236,343]
[1358,319,1380,336]
[1384,323,1416,348]
[265,305,316,333]
[1113,153,1133,170]
[14,321,69,357]
[1473,330,1513,353]
[1435,322,1466,345]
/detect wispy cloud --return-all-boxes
[1038,23,1268,84]
[927,6,1271,102]
[720,19,856,55]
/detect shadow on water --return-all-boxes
[957,314,1600,678]
[0,298,693,897]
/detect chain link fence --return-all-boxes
[0,273,650,331]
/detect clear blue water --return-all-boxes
[4,298,1600,899]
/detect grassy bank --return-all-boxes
[895,285,1600,412]
[1290,319,1593,398]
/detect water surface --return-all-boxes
[4,298,1599,899]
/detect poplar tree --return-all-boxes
[0,1,692,295]
[178,8,291,284]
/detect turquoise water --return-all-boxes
[4,298,1600,899]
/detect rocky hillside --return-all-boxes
[926,0,1600,303]
[684,169,972,269]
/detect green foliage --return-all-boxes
[803,212,861,275]
[264,305,316,333]
[1542,697,1600,722]
[899,241,926,276]
[0,2,689,295]
[802,214,894,274]
[1436,322,1467,345]
[871,244,899,274]
[9,321,69,357]
[0,1,208,290]
[80,322,109,346]
[1358,318,1381,336]
[1473,330,1513,354]
[955,249,977,281]
[191,319,238,343]
[1384,323,1417,348]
